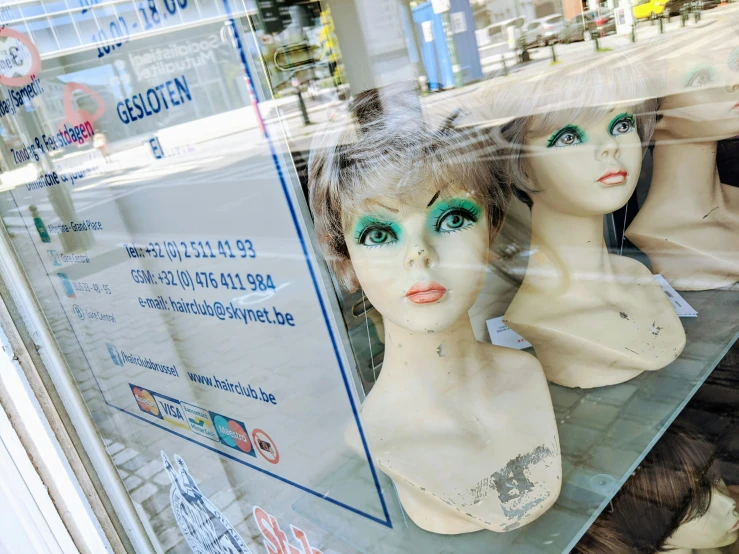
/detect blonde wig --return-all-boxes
[478,53,663,205]
[308,83,511,291]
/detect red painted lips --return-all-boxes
[406,282,447,304]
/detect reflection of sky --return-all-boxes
[57,64,130,99]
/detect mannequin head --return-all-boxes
[309,84,510,333]
[516,106,644,217]
[577,423,739,553]
[483,56,660,211]
[657,22,739,141]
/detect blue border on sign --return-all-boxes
[10,4,392,531]
[220,5,391,527]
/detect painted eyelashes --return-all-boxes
[684,65,716,89]
[546,112,635,149]
[547,125,586,148]
[353,198,481,247]
[608,113,636,136]
[354,217,402,247]
[430,199,481,234]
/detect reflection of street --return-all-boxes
[2,4,735,234]
[477,4,735,74]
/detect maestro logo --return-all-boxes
[210,411,256,458]
[129,384,162,419]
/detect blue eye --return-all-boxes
[431,199,481,234]
[437,209,475,233]
[685,67,715,88]
[609,113,636,136]
[355,220,400,247]
[547,125,586,148]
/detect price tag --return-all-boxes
[486,316,532,350]
[654,274,697,317]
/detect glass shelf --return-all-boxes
[294,287,739,554]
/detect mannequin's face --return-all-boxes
[523,106,643,216]
[658,46,739,141]
[343,181,489,334]
[664,481,739,551]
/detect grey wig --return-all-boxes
[308,83,511,291]
[479,53,663,205]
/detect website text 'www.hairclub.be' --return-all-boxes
[186,371,278,406]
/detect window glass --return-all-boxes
[0,1,736,553]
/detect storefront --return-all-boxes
[0,0,736,553]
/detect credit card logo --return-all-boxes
[210,411,256,457]
[152,393,189,430]
[181,402,218,442]
[129,384,162,419]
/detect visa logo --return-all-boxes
[161,402,185,421]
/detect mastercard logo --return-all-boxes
[130,385,162,419]
[211,413,256,458]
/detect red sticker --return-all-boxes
[63,82,106,125]
[0,28,41,87]
[252,428,279,464]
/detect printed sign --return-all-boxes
[0,7,389,553]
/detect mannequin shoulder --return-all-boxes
[609,253,655,276]
[478,343,548,383]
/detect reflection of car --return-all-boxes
[662,0,690,16]
[558,10,616,43]
[700,0,721,9]
[522,15,565,47]
[633,0,666,19]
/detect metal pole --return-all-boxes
[297,87,311,125]
[550,43,557,62]
[292,72,311,125]
[440,12,463,88]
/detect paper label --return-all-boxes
[450,12,467,34]
[486,316,532,349]
[422,21,434,43]
[654,274,697,317]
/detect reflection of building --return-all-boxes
[561,0,611,22]
[0,0,266,162]
[485,0,559,23]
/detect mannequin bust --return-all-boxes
[488,62,686,388]
[625,38,739,291]
[308,85,561,534]
[575,424,739,554]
